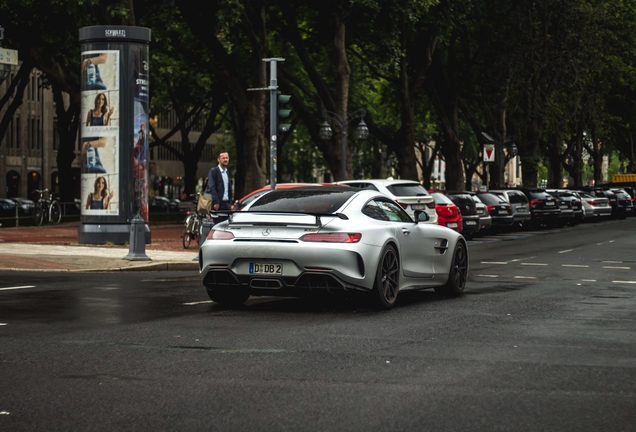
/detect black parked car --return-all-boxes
[489,189,532,228]
[612,189,634,218]
[547,190,582,226]
[0,198,18,217]
[512,188,561,228]
[476,192,515,233]
[440,191,481,239]
[11,197,35,216]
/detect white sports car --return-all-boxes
[199,187,468,309]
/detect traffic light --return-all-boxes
[278,94,292,133]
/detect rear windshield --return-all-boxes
[477,193,507,205]
[385,183,430,197]
[431,192,453,205]
[506,192,528,204]
[528,190,552,200]
[248,188,357,213]
[448,194,474,207]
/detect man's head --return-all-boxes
[217,150,229,169]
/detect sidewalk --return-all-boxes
[0,222,199,272]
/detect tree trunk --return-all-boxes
[52,86,80,202]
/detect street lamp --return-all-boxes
[319,109,369,181]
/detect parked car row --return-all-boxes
[0,197,35,217]
[425,186,633,239]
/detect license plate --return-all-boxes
[411,204,427,210]
[466,221,477,225]
[249,263,283,274]
[500,209,509,214]
[447,222,458,228]
[545,201,555,206]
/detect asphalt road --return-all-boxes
[1,218,635,431]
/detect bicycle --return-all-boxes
[32,189,62,226]
[182,194,208,249]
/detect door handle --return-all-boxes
[401,228,410,236]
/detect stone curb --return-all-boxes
[0,262,200,272]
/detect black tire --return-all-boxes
[435,240,468,296]
[33,206,44,226]
[206,286,250,307]
[50,202,62,224]
[372,245,400,309]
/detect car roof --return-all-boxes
[338,179,420,185]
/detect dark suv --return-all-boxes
[513,188,561,228]
[547,190,583,226]
[612,189,634,218]
[438,191,481,238]
[475,192,515,233]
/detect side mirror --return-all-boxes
[414,210,429,223]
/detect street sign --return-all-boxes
[483,144,495,162]
[0,48,18,65]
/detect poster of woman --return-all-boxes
[80,50,120,216]
[81,174,118,215]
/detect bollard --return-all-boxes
[123,214,151,261]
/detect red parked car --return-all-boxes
[431,192,463,232]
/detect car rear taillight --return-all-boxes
[396,201,409,209]
[207,230,235,240]
[426,201,436,209]
[486,205,495,214]
[529,199,542,207]
[301,233,362,243]
[589,201,598,207]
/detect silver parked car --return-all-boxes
[199,187,468,309]
[572,190,613,220]
[335,179,438,224]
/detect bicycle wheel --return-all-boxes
[33,206,44,226]
[182,216,193,249]
[50,202,62,224]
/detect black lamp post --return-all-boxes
[319,109,369,181]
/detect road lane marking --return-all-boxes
[510,257,536,262]
[0,285,36,291]
[183,300,214,306]
[603,266,630,270]
[476,274,499,278]
[514,276,537,279]
[0,323,7,326]
[582,280,597,282]
[613,281,636,284]
[562,264,588,268]
[602,261,623,263]
[559,249,573,254]
[521,263,548,266]
[481,262,508,265]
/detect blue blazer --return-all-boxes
[206,166,232,204]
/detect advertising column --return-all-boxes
[78,26,151,245]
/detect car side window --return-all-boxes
[362,200,389,221]
[376,200,413,222]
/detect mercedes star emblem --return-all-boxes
[262,228,271,236]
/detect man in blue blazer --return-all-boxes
[206,150,232,223]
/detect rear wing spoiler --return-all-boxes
[210,210,348,227]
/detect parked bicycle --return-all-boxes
[182,194,209,249]
[32,188,62,226]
